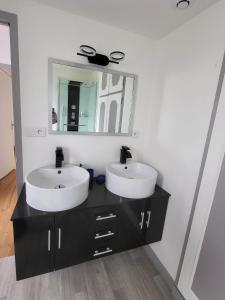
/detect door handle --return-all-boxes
[139,212,144,230]
[58,227,61,249]
[48,229,51,252]
[146,210,151,228]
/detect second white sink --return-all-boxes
[106,162,158,199]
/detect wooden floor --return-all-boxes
[0,170,17,258]
[0,247,176,300]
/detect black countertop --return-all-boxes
[11,182,170,221]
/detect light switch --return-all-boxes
[26,127,46,137]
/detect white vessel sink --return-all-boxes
[25,164,89,212]
[106,162,158,199]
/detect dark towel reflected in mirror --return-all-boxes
[52,108,58,124]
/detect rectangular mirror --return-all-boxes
[48,58,137,135]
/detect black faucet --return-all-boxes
[55,147,64,168]
[120,146,132,164]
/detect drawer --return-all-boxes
[88,207,120,231]
[91,243,117,259]
[92,228,118,248]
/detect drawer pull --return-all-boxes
[93,248,113,257]
[146,210,151,228]
[96,213,117,221]
[94,231,115,239]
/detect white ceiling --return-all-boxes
[31,0,220,39]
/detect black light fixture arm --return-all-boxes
[76,45,125,67]
[77,52,119,64]
[108,60,119,64]
[77,52,89,58]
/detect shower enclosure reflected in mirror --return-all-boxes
[48,58,137,135]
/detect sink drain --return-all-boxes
[54,184,66,189]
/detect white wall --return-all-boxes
[1,0,225,282]
[143,0,225,279]
[0,24,11,65]
[0,0,154,177]
[0,70,15,179]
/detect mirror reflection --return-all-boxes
[49,60,136,135]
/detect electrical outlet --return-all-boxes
[26,127,46,137]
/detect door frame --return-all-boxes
[177,52,225,299]
[0,10,23,192]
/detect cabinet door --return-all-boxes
[144,196,169,244]
[13,216,54,280]
[54,211,91,270]
[119,199,146,250]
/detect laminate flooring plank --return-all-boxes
[103,250,158,300]
[0,256,16,298]
[0,247,176,300]
[84,258,116,300]
[74,291,89,300]
[128,247,159,277]
[129,252,165,300]
[58,263,89,300]
[0,170,17,258]
[154,275,174,300]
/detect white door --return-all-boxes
[178,70,225,300]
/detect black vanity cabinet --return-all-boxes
[13,216,55,280]
[12,184,170,280]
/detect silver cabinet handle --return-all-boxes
[96,213,117,221]
[94,231,115,239]
[93,248,113,257]
[146,210,151,228]
[48,230,51,252]
[139,212,144,229]
[58,227,61,249]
